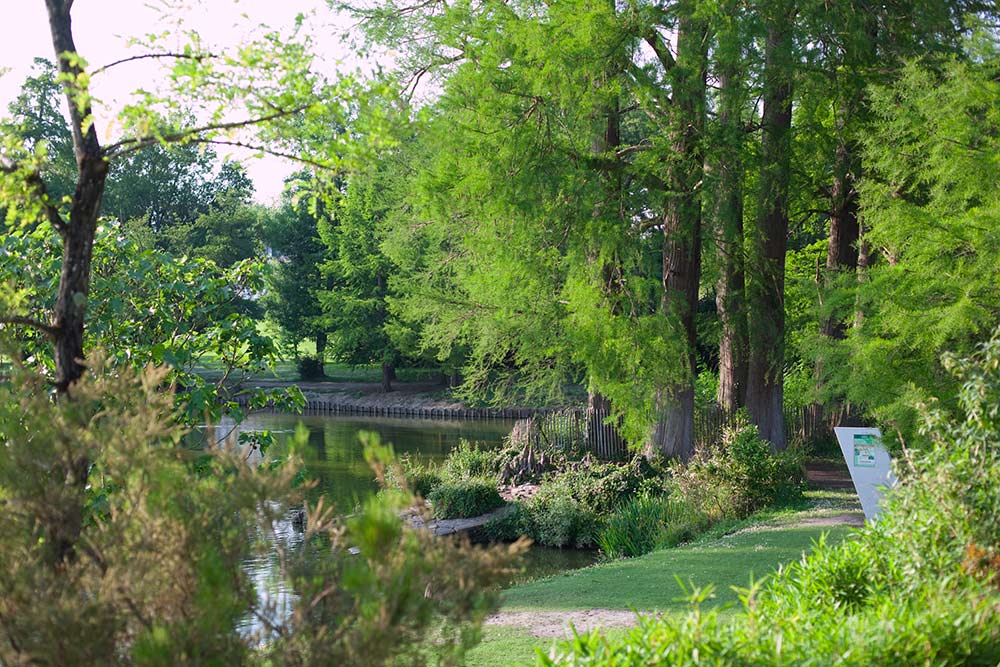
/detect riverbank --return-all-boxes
[465,485,863,667]
[227,378,566,420]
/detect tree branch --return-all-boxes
[184,139,338,171]
[644,29,676,71]
[0,316,59,339]
[103,105,313,157]
[91,52,215,77]
[0,161,68,233]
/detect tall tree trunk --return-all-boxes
[809,128,860,430]
[854,221,872,328]
[713,65,748,413]
[649,9,708,461]
[42,0,109,568]
[48,0,109,393]
[820,134,860,339]
[315,330,327,362]
[381,363,394,393]
[746,6,793,451]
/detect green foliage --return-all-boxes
[429,479,506,519]
[441,440,504,483]
[676,416,804,519]
[523,496,602,550]
[542,458,668,515]
[596,495,711,559]
[829,48,1000,439]
[384,455,443,498]
[0,222,300,424]
[483,455,668,549]
[318,157,407,373]
[159,163,262,268]
[0,361,523,666]
[297,356,326,380]
[261,172,331,356]
[541,332,1000,666]
[595,494,674,559]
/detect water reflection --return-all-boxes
[236,412,515,510]
[228,412,597,638]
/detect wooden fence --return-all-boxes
[534,404,841,462]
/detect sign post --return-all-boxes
[833,427,896,521]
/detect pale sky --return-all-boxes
[1,1,369,203]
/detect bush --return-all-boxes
[522,495,602,549]
[429,478,506,519]
[483,501,528,542]
[441,440,502,482]
[596,495,710,558]
[297,355,325,380]
[384,455,443,498]
[0,359,522,666]
[541,331,1000,666]
[596,494,673,558]
[676,416,803,518]
[483,495,603,549]
[540,457,667,515]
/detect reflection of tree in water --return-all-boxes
[234,413,513,512]
[309,427,327,461]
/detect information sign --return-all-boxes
[834,427,896,521]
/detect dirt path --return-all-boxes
[484,609,645,638]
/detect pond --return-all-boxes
[227,411,599,635]
[230,411,516,511]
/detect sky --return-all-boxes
[0,0,367,204]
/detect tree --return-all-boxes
[706,2,752,414]
[319,162,402,392]
[745,0,795,451]
[2,58,76,204]
[261,172,331,359]
[844,45,1000,439]
[161,161,262,268]
[352,0,711,451]
[648,1,710,460]
[0,0,351,391]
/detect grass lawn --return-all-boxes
[464,519,856,667]
[502,524,853,612]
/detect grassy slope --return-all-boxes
[501,524,852,612]
[465,498,858,667]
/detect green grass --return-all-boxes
[465,627,552,667]
[502,524,853,612]
[191,360,445,384]
[463,519,857,667]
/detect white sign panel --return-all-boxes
[833,427,896,521]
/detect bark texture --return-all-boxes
[47,0,110,393]
[713,67,748,413]
[649,9,708,461]
[746,7,793,451]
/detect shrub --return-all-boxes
[483,495,602,549]
[384,455,442,498]
[596,494,675,558]
[429,478,506,519]
[596,495,710,558]
[523,495,602,549]
[541,331,1000,666]
[540,456,668,515]
[0,359,522,666]
[441,440,502,482]
[297,355,325,380]
[676,416,803,518]
[484,501,528,542]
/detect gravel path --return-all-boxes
[485,609,647,638]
